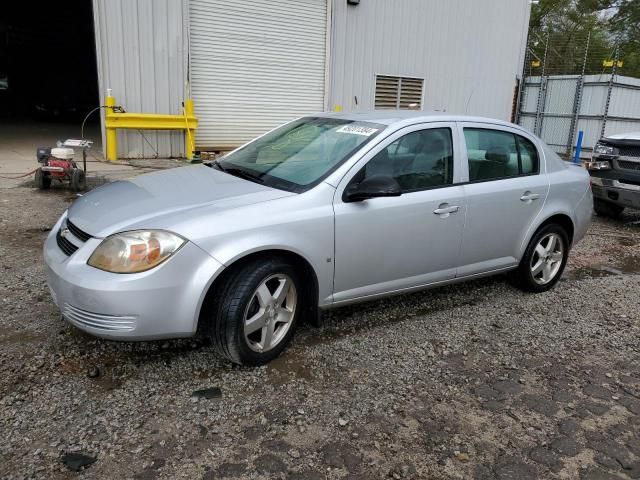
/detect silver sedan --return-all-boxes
[44,112,592,365]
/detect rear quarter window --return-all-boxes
[516,135,539,175]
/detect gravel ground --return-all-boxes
[1,175,640,480]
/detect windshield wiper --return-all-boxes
[211,160,264,184]
[222,167,264,184]
[209,159,225,171]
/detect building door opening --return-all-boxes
[0,1,100,163]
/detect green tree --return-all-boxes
[609,0,640,76]
[528,0,640,77]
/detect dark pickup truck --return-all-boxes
[586,132,640,217]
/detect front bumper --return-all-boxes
[44,214,225,340]
[589,153,640,209]
[590,176,640,210]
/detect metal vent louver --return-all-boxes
[375,75,423,110]
[375,76,400,109]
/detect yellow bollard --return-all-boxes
[105,95,117,162]
[184,99,196,160]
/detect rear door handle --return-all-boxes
[433,204,460,217]
[520,191,541,202]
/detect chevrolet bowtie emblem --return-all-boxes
[60,228,70,238]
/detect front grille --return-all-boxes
[617,160,640,171]
[63,303,137,332]
[56,218,92,257]
[618,145,640,157]
[66,220,91,242]
[56,228,79,256]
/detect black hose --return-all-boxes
[79,104,158,157]
[80,105,109,139]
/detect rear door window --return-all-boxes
[464,128,539,182]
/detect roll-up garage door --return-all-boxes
[189,0,327,149]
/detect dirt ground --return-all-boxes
[1,173,640,480]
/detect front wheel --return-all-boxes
[206,257,303,365]
[509,224,569,293]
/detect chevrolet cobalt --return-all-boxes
[44,112,592,365]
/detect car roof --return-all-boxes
[315,110,519,129]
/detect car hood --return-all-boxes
[606,132,640,141]
[67,165,294,238]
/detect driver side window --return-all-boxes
[358,128,454,192]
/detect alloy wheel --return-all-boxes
[243,274,297,353]
[530,232,564,285]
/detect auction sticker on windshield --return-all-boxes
[336,125,379,136]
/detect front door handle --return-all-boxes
[520,191,541,202]
[433,203,460,218]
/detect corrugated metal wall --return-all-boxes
[519,74,640,155]
[329,0,531,120]
[92,0,188,159]
[93,0,531,156]
[189,0,327,149]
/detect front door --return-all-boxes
[332,123,466,304]
[457,123,549,276]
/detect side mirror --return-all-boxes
[344,175,402,202]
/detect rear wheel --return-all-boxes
[34,168,51,189]
[509,224,569,293]
[70,168,86,192]
[205,257,303,365]
[593,198,624,218]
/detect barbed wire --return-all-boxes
[524,30,631,77]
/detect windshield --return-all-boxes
[217,117,385,193]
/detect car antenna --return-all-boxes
[464,88,475,114]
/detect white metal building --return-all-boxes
[92,0,531,158]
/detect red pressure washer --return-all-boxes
[35,138,93,192]
[34,104,105,192]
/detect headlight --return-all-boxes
[585,160,612,171]
[594,143,615,155]
[88,230,186,273]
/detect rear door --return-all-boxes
[457,123,549,276]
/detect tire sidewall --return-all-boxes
[71,169,86,192]
[35,168,50,189]
[217,259,304,365]
[519,224,570,292]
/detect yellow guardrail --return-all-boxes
[104,95,198,161]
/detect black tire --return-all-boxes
[509,224,570,293]
[34,168,51,189]
[70,168,86,192]
[593,198,624,218]
[205,257,304,366]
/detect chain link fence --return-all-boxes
[516,31,640,159]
